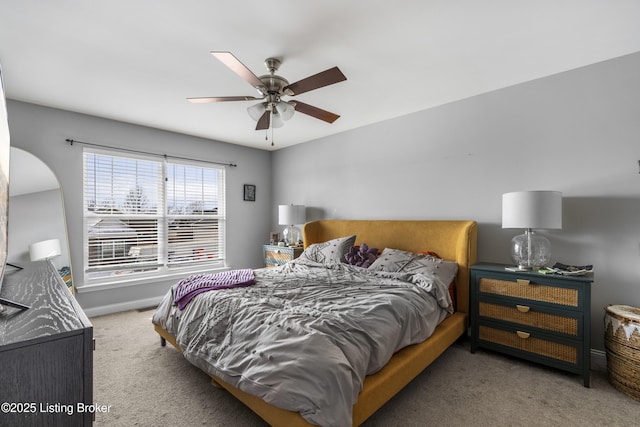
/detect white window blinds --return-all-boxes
[83,150,225,281]
[166,162,225,267]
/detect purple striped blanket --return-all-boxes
[173,269,256,309]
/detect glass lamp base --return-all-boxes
[282,225,301,246]
[510,229,551,269]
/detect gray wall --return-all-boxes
[272,52,640,351]
[6,100,272,316]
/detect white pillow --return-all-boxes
[297,235,356,265]
[368,247,458,286]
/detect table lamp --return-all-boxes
[278,204,305,246]
[29,238,62,262]
[502,191,562,269]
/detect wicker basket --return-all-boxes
[604,305,640,401]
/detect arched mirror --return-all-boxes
[6,147,73,291]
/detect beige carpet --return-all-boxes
[91,309,640,426]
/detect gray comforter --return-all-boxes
[152,259,452,427]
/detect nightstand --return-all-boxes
[262,245,303,268]
[470,263,593,387]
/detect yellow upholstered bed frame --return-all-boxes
[154,219,477,426]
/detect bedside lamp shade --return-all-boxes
[502,191,562,269]
[502,191,562,230]
[278,204,305,246]
[29,239,61,262]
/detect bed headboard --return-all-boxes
[302,220,477,314]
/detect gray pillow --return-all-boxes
[368,248,458,286]
[298,235,356,265]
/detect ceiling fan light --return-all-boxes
[278,101,295,121]
[271,111,285,128]
[247,103,266,121]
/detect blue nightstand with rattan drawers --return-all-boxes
[470,263,593,387]
[262,245,303,268]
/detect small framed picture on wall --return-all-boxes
[243,184,256,201]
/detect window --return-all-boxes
[83,150,225,282]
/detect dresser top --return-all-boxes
[0,261,91,348]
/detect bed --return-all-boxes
[152,219,477,426]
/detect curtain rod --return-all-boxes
[65,138,238,168]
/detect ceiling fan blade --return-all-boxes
[284,67,346,96]
[255,110,270,130]
[187,96,262,103]
[292,101,340,123]
[211,51,265,92]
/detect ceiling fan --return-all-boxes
[188,51,347,131]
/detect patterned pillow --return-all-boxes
[368,247,458,286]
[298,235,356,265]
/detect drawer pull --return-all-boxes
[516,331,531,339]
[516,305,530,313]
[516,279,530,285]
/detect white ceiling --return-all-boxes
[1,1,639,151]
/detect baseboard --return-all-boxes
[83,296,164,318]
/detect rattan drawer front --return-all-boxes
[479,325,577,364]
[479,278,579,307]
[479,302,578,335]
[265,249,293,264]
[263,245,303,268]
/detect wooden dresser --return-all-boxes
[0,260,93,426]
[470,263,592,387]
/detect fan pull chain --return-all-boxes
[264,129,274,147]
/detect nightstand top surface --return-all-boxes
[471,262,593,283]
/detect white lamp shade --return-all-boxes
[29,238,62,261]
[277,101,295,121]
[271,111,285,128]
[278,204,305,225]
[247,102,266,121]
[502,191,562,229]
[248,102,294,127]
